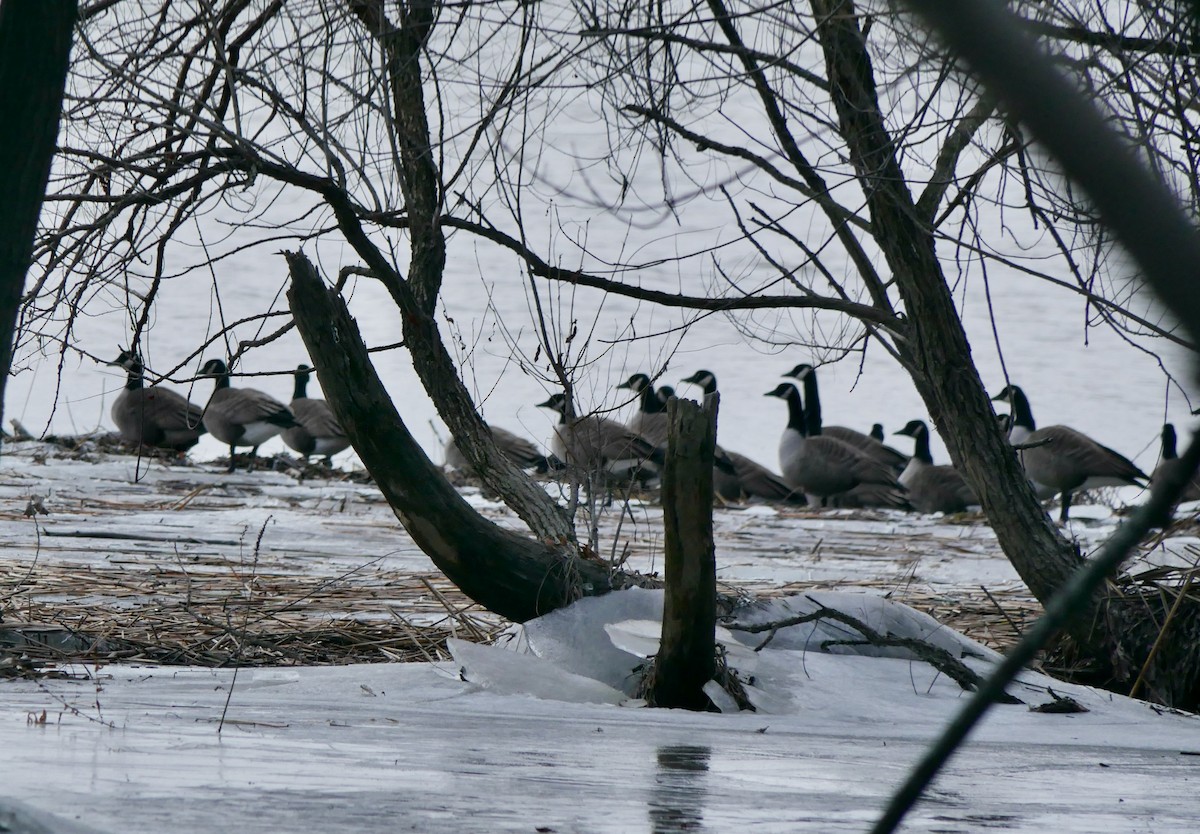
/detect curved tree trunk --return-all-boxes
[0,1,77,452]
[286,251,628,622]
[812,0,1200,706]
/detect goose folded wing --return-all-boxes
[728,451,802,501]
[1035,426,1147,483]
[226,390,298,427]
[491,427,550,470]
[820,438,901,486]
[292,399,343,436]
[146,389,203,427]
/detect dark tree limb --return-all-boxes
[437,217,902,330]
[704,0,894,314]
[286,251,620,622]
[347,0,444,316]
[728,600,1020,704]
[0,0,77,453]
[872,430,1200,834]
[809,0,1084,610]
[870,0,1200,829]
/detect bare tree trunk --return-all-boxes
[810,0,1079,596]
[0,0,77,449]
[338,0,575,545]
[286,251,619,622]
[651,395,718,710]
[811,0,1200,706]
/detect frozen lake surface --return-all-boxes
[6,657,1200,834]
[2,444,1199,832]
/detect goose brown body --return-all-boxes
[538,393,664,483]
[680,370,803,503]
[107,350,205,452]
[766,382,903,502]
[894,419,978,514]
[200,358,298,472]
[783,364,908,472]
[281,365,350,464]
[445,424,559,474]
[992,384,1146,521]
[714,450,804,503]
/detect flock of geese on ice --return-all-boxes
[103,350,1194,522]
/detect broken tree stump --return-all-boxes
[650,393,718,710]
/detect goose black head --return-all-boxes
[616,373,652,393]
[681,369,716,391]
[893,419,928,439]
[199,358,229,377]
[783,363,815,380]
[764,382,799,400]
[990,384,1022,404]
[536,393,568,414]
[656,386,676,402]
[107,348,143,372]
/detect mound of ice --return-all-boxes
[726,591,1000,664]
[448,638,632,706]
[451,588,1029,713]
[517,586,665,695]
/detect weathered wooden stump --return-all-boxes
[650,394,718,710]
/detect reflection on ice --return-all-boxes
[649,745,711,834]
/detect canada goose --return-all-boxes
[444,424,562,474]
[618,373,669,446]
[281,365,350,465]
[893,419,978,514]
[106,350,206,452]
[991,384,1147,521]
[678,370,804,503]
[765,382,903,502]
[783,364,908,471]
[1150,423,1200,503]
[680,369,718,399]
[537,392,665,484]
[828,416,912,509]
[199,358,299,472]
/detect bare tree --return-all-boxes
[27,1,1200,702]
[561,0,1200,704]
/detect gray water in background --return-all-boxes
[9,238,1186,477]
[8,11,1193,474]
